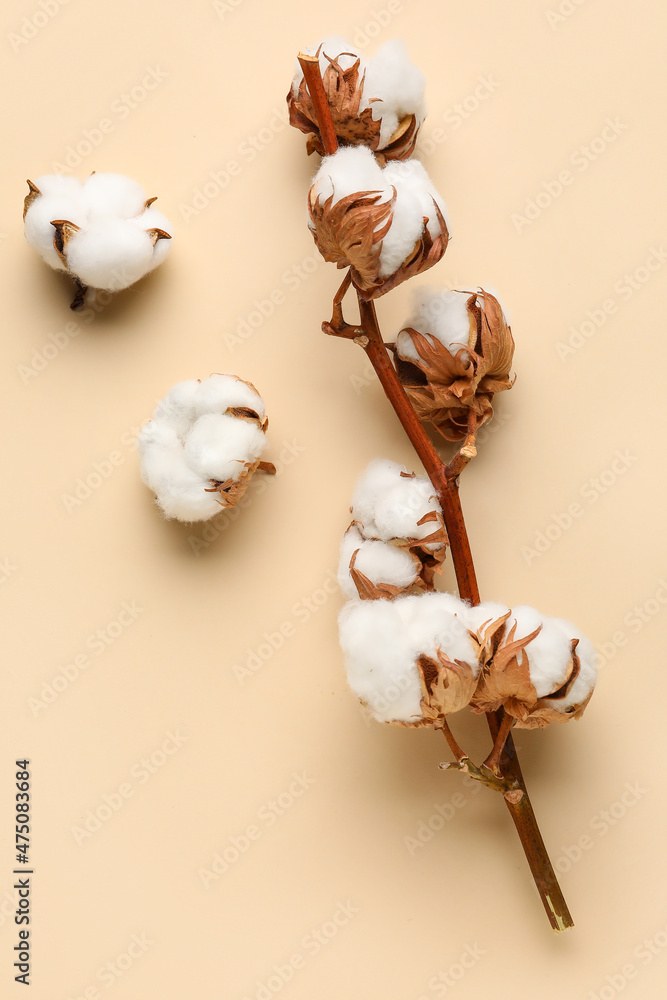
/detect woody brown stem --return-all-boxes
[299,57,573,932]
[482,709,514,776]
[298,53,339,156]
[438,718,468,764]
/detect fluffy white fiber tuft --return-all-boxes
[139,375,268,523]
[294,37,425,149]
[350,457,442,547]
[337,525,419,600]
[24,172,172,291]
[311,148,446,279]
[339,591,478,724]
[504,605,596,712]
[396,287,474,364]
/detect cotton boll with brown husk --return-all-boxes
[338,592,480,726]
[337,524,424,600]
[469,604,596,729]
[23,172,172,308]
[308,146,448,298]
[289,37,425,161]
[341,457,447,597]
[138,374,275,523]
[393,287,514,444]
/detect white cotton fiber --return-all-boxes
[460,600,511,637]
[23,171,172,293]
[337,525,419,599]
[350,458,442,547]
[138,421,222,521]
[63,221,156,291]
[546,618,597,712]
[505,605,574,699]
[396,288,473,363]
[394,593,480,676]
[312,145,387,206]
[338,599,424,723]
[373,476,440,546]
[194,373,265,420]
[184,413,266,483]
[139,375,269,523]
[82,173,147,221]
[360,40,426,147]
[379,160,446,278]
[350,457,406,529]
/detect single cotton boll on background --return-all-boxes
[139,374,274,524]
[23,172,173,308]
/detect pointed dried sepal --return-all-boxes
[288,47,421,162]
[23,179,40,219]
[394,289,515,441]
[50,219,82,268]
[359,200,449,300]
[308,186,393,287]
[146,228,172,247]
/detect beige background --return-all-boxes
[1,0,666,997]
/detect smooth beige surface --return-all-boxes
[2,1,666,997]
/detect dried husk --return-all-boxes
[308,184,448,299]
[23,179,40,219]
[287,50,420,161]
[393,646,481,728]
[471,617,591,730]
[393,290,514,440]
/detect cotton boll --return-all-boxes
[184,413,266,483]
[361,40,426,147]
[83,173,147,221]
[311,145,388,207]
[24,194,87,270]
[396,288,473,363]
[64,220,155,291]
[350,457,406,528]
[338,600,423,723]
[373,476,439,543]
[195,374,265,420]
[337,525,419,599]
